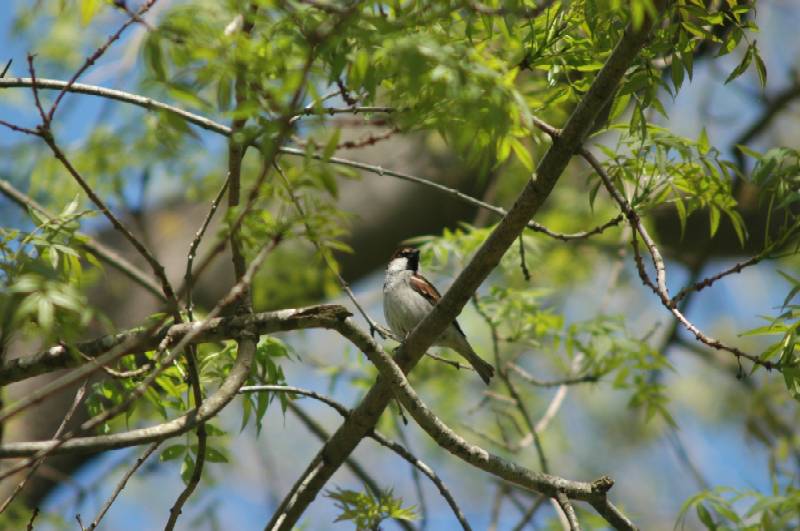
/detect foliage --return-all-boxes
[327,487,416,531]
[1,0,800,529]
[677,485,800,530]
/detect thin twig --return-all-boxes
[518,235,531,281]
[46,0,160,121]
[556,491,581,531]
[184,176,230,316]
[26,55,48,126]
[38,132,178,309]
[239,384,472,531]
[510,496,547,531]
[0,380,88,513]
[670,254,764,304]
[273,161,387,338]
[75,348,153,380]
[87,441,161,531]
[507,363,599,387]
[0,77,625,243]
[394,425,429,529]
[0,118,37,135]
[582,147,778,371]
[25,507,39,531]
[473,296,549,468]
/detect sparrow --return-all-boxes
[383,246,495,384]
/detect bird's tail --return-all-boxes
[458,344,495,385]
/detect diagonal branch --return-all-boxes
[580,148,778,371]
[265,10,659,530]
[330,317,636,530]
[239,384,472,530]
[0,307,635,528]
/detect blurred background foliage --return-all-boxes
[1,0,800,529]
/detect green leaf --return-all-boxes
[160,445,186,462]
[697,127,710,155]
[323,128,341,161]
[37,296,54,331]
[725,44,753,84]
[180,454,195,485]
[709,207,721,237]
[509,137,533,171]
[144,34,167,81]
[671,55,684,91]
[752,44,767,88]
[696,503,716,529]
[204,447,229,463]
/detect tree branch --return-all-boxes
[0,78,623,243]
[265,12,658,528]
[0,307,341,458]
[581,148,779,371]
[285,402,415,531]
[239,384,472,531]
[0,305,636,528]
[329,317,636,530]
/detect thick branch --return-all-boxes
[0,306,349,457]
[0,305,350,387]
[265,11,657,530]
[0,306,635,528]
[329,318,634,530]
[240,385,472,530]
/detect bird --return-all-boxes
[383,246,495,384]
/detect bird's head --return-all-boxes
[388,246,420,272]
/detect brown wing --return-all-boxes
[410,273,467,337]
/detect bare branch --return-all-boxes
[581,148,778,371]
[507,363,599,388]
[0,78,624,243]
[25,507,39,531]
[670,254,764,304]
[0,118,37,135]
[556,491,582,530]
[511,496,547,531]
[184,175,230,316]
[46,0,160,121]
[86,442,161,531]
[240,384,472,531]
[26,55,48,126]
